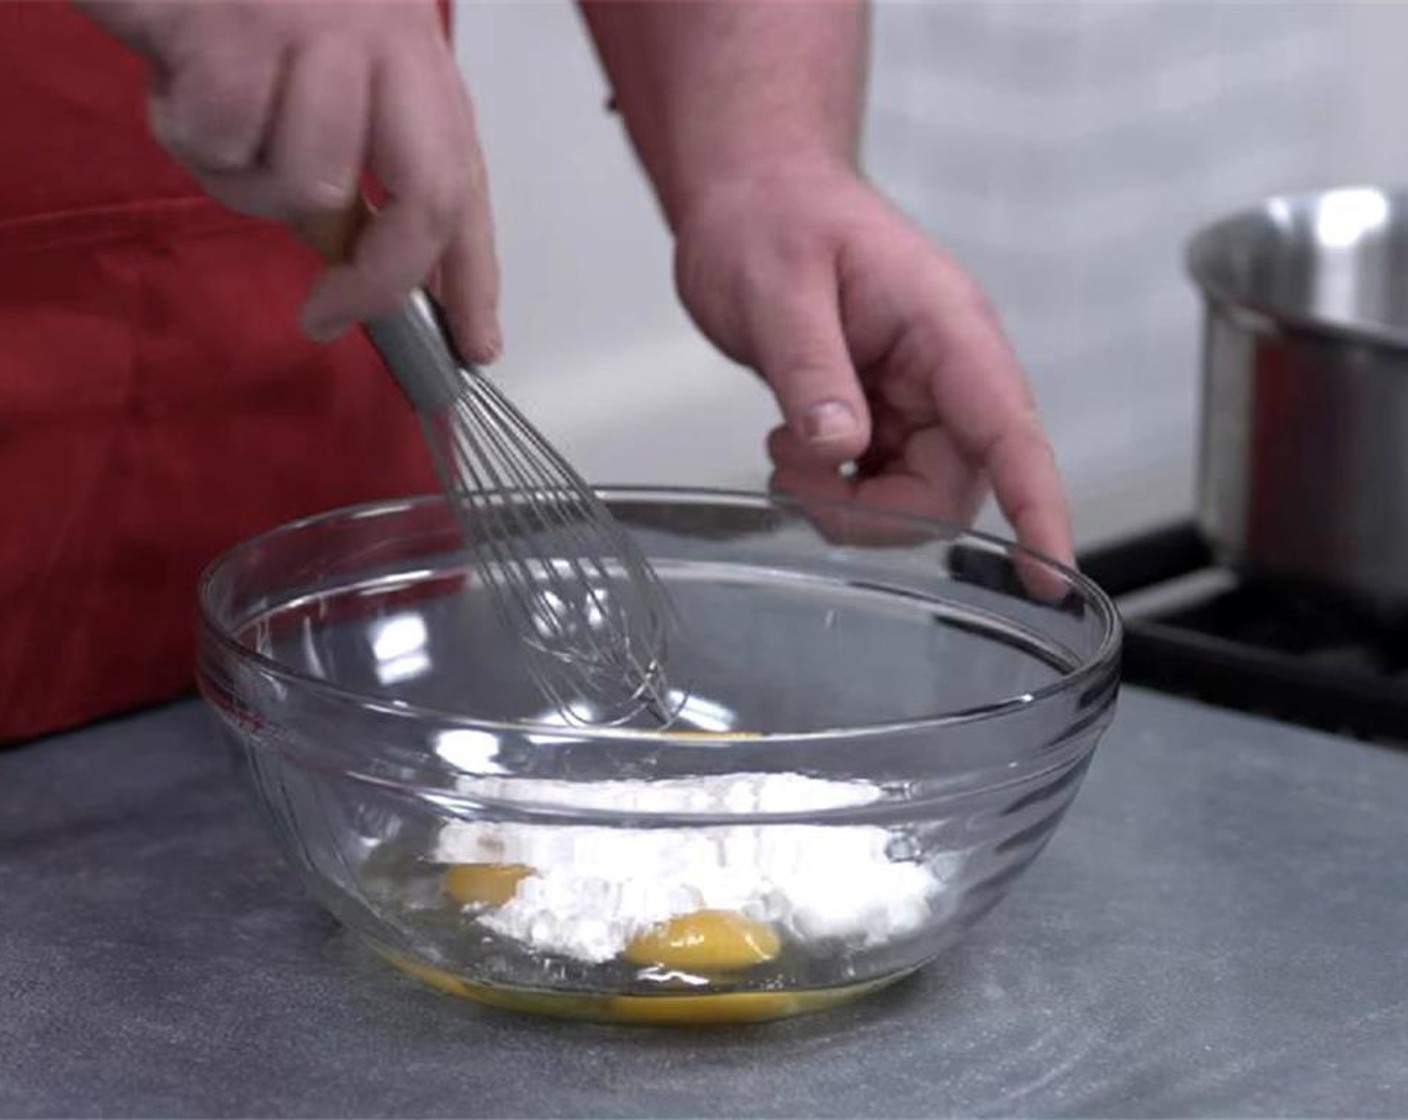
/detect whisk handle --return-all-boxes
[296,204,369,265]
[293,201,467,414]
[366,290,467,413]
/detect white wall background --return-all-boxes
[455,0,1408,547]
[453,2,772,493]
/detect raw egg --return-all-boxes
[443,862,533,907]
[624,909,781,972]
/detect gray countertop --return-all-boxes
[3,688,1407,1118]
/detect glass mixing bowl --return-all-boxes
[198,489,1121,1025]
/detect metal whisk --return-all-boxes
[369,290,680,726]
[298,208,680,726]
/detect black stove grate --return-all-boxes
[1077,523,1408,743]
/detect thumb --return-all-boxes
[743,259,871,465]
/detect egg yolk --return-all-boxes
[443,862,534,907]
[624,909,781,972]
[384,952,904,1024]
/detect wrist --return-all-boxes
[669,153,859,236]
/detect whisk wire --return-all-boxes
[466,384,649,654]
[418,371,679,725]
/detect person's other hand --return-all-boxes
[76,0,499,361]
[673,163,1071,566]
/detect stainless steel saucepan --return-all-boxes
[1187,186,1408,608]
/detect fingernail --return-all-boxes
[460,330,501,365]
[308,177,355,209]
[801,400,859,444]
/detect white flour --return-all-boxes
[434,773,947,964]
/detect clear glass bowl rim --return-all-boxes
[197,486,1122,746]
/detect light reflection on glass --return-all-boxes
[523,690,735,739]
[529,584,611,644]
[434,728,507,774]
[668,691,735,733]
[370,613,431,685]
[525,699,601,743]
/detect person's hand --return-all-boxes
[673,162,1072,566]
[75,0,500,361]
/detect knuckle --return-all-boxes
[770,223,827,270]
[774,352,841,388]
[161,81,266,169]
[416,174,471,239]
[988,409,1052,465]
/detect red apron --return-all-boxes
[0,6,439,743]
